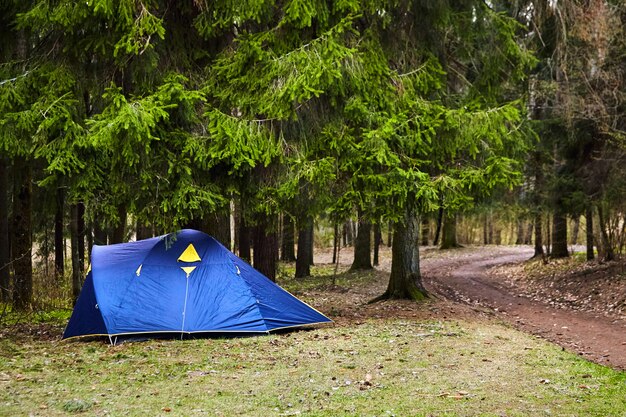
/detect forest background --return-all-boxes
[0,0,625,314]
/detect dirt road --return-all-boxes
[421,246,626,370]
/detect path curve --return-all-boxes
[421,246,626,370]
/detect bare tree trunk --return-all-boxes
[11,157,32,310]
[524,222,533,245]
[308,220,314,266]
[93,219,107,246]
[533,211,544,258]
[77,202,85,276]
[295,216,313,278]
[281,214,296,262]
[515,219,524,245]
[373,223,381,266]
[252,219,278,281]
[440,212,459,249]
[586,205,594,261]
[110,205,127,244]
[70,204,83,303]
[597,204,614,261]
[420,217,429,246]
[351,209,372,270]
[551,210,569,258]
[344,221,354,246]
[373,201,427,301]
[238,216,251,262]
[204,207,231,249]
[332,222,339,264]
[433,207,443,246]
[387,221,392,247]
[571,216,580,245]
[136,221,152,240]
[54,187,64,281]
[0,157,10,302]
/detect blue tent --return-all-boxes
[63,229,331,342]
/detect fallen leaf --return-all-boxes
[162,407,172,412]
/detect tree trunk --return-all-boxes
[70,204,83,303]
[420,217,429,246]
[204,207,231,249]
[93,220,107,246]
[54,187,64,281]
[524,222,533,245]
[308,220,314,266]
[281,214,296,262]
[373,223,381,266]
[433,207,443,246]
[585,205,594,261]
[136,221,152,240]
[332,222,339,264]
[110,205,127,244]
[373,201,428,301]
[597,204,614,261]
[77,202,85,276]
[551,210,569,258]
[252,219,278,282]
[350,210,372,270]
[483,213,488,245]
[11,157,32,310]
[344,221,353,246]
[515,219,524,245]
[571,216,580,245]
[295,217,313,278]
[0,157,10,302]
[440,212,459,249]
[238,216,251,262]
[387,221,392,247]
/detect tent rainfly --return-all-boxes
[63,229,331,343]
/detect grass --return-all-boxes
[2,255,626,417]
[2,318,626,416]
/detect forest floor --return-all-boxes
[309,244,626,370]
[2,245,626,416]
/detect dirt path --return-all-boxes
[421,246,626,370]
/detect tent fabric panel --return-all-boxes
[62,271,108,339]
[183,263,267,332]
[107,265,187,334]
[229,254,331,330]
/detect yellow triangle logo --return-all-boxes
[178,243,201,262]
[181,266,196,277]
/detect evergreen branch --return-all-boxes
[0,71,31,86]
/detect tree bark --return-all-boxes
[332,222,339,264]
[93,220,107,246]
[70,204,83,303]
[420,217,429,246]
[433,207,443,246]
[77,202,85,276]
[350,210,372,270]
[252,219,278,281]
[238,215,251,262]
[585,205,594,261]
[11,157,32,310]
[533,211,544,258]
[344,221,353,246]
[571,216,580,245]
[597,204,614,261]
[373,223,381,266]
[110,205,127,244]
[281,214,296,262]
[440,212,459,249]
[204,207,231,249]
[295,217,313,278]
[387,221,392,247]
[136,221,152,240]
[0,157,10,302]
[515,219,524,245]
[308,220,314,266]
[373,201,428,301]
[54,187,64,281]
[551,210,569,258]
